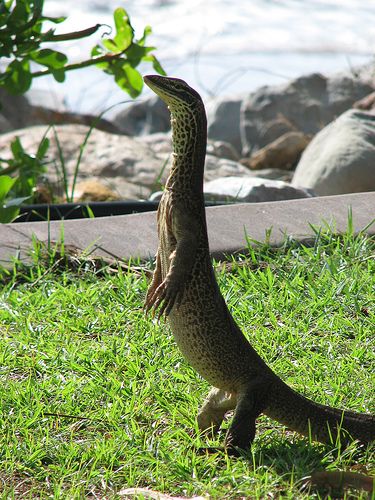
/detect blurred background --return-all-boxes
[29,0,375,113]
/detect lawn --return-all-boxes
[0,229,374,498]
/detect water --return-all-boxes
[34,0,375,115]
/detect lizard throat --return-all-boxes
[166,107,207,193]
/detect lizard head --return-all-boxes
[144,75,203,111]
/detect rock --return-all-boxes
[243,168,294,182]
[27,107,121,134]
[241,72,373,155]
[148,190,164,201]
[241,132,311,171]
[143,133,240,162]
[207,95,243,153]
[113,95,171,135]
[0,124,169,199]
[0,88,34,133]
[204,156,251,181]
[292,109,375,196]
[207,140,240,161]
[353,91,375,111]
[204,176,313,202]
[0,123,257,202]
[253,116,297,148]
[26,88,67,112]
[72,180,120,202]
[141,132,172,154]
[0,87,120,134]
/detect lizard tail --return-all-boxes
[265,381,375,445]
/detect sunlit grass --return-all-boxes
[0,230,374,498]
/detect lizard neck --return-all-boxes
[165,102,207,196]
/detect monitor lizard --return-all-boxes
[143,74,375,451]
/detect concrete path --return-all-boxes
[0,192,374,266]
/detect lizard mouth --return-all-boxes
[144,75,201,108]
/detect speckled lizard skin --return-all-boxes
[143,74,375,450]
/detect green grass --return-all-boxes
[0,230,374,499]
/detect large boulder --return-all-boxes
[207,95,244,154]
[241,73,373,155]
[292,109,375,196]
[0,125,252,201]
[0,89,34,133]
[204,176,313,202]
[113,96,170,136]
[0,124,169,199]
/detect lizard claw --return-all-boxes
[146,278,185,318]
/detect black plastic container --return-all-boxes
[15,200,222,222]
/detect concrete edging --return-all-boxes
[0,192,374,266]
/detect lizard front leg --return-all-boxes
[149,205,201,317]
[144,252,163,313]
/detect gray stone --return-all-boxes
[113,95,171,136]
[143,133,240,162]
[204,156,251,181]
[0,87,119,135]
[353,91,375,111]
[204,176,313,202]
[141,132,172,154]
[0,88,33,133]
[0,124,168,199]
[292,109,375,196]
[206,140,240,161]
[241,73,373,155]
[207,95,243,153]
[241,131,311,171]
[244,168,294,182]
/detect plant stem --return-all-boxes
[31,51,127,78]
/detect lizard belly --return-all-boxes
[168,281,254,391]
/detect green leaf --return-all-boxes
[113,7,134,51]
[5,59,32,94]
[113,63,143,98]
[123,64,143,93]
[151,55,166,76]
[4,195,30,207]
[40,15,67,24]
[138,25,152,46]
[51,69,66,82]
[36,137,50,159]
[143,54,167,76]
[6,1,28,28]
[124,43,149,67]
[31,49,67,69]
[91,44,104,57]
[10,137,24,158]
[0,175,16,201]
[102,39,119,53]
[0,205,19,223]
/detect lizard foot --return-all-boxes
[147,277,185,318]
[224,416,256,452]
[197,388,237,434]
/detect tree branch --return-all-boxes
[44,24,103,42]
[31,51,126,78]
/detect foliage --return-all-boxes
[0,0,166,222]
[0,133,50,220]
[0,0,165,98]
[0,174,24,222]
